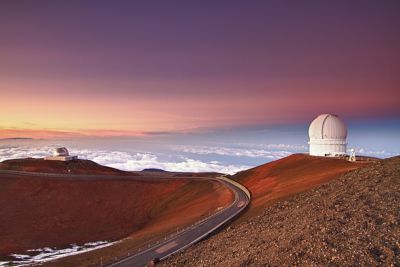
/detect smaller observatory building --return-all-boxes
[45,147,78,161]
[308,114,347,157]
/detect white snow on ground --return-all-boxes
[0,241,118,267]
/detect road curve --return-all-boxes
[0,170,250,267]
[108,177,250,267]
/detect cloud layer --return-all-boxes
[0,142,396,175]
[0,145,251,175]
[172,144,306,159]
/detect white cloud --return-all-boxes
[1,143,395,176]
[351,147,396,157]
[174,144,398,159]
[0,145,54,160]
[0,145,250,175]
[73,150,250,174]
[235,143,308,151]
[172,145,297,159]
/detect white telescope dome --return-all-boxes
[53,147,69,157]
[308,114,347,157]
[309,114,347,140]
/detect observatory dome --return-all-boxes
[53,147,69,157]
[309,114,347,140]
[308,114,347,157]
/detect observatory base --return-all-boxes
[44,156,78,161]
[309,139,346,157]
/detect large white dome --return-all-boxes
[308,114,347,157]
[53,147,69,157]
[308,114,347,140]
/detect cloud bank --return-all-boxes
[172,144,304,159]
[0,145,250,175]
[0,142,396,175]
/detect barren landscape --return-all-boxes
[1,1,399,266]
[0,158,130,175]
[232,154,364,220]
[161,156,399,266]
[0,159,233,266]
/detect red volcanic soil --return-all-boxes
[0,158,130,175]
[0,174,184,256]
[0,159,233,261]
[233,154,365,218]
[46,179,233,267]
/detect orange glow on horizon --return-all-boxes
[0,128,152,139]
[1,1,399,139]
[1,78,399,139]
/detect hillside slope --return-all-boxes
[0,160,233,265]
[232,154,361,219]
[161,156,399,266]
[0,173,184,255]
[0,158,130,175]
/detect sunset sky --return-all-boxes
[1,1,399,138]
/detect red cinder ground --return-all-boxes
[0,158,131,175]
[233,154,365,219]
[0,159,233,266]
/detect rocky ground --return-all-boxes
[160,156,400,267]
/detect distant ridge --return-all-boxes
[141,168,167,172]
[0,158,132,175]
[0,137,33,140]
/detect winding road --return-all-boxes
[108,177,250,267]
[0,169,250,267]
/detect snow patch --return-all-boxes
[1,241,117,267]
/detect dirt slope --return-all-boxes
[161,156,399,267]
[232,154,361,219]
[0,159,233,264]
[0,158,130,175]
[46,179,233,267]
[0,174,185,255]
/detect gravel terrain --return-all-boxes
[160,156,400,267]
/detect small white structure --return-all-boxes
[349,148,356,162]
[308,114,347,157]
[45,147,77,161]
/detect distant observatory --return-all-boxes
[308,114,347,157]
[45,147,78,161]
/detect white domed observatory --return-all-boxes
[45,147,78,161]
[308,114,347,157]
[53,147,70,157]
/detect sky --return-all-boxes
[1,119,399,174]
[0,1,399,138]
[0,1,399,173]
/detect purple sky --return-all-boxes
[0,1,399,137]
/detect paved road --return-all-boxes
[0,169,250,267]
[108,177,250,267]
